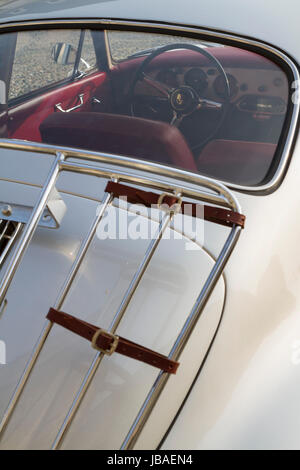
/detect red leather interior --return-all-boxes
[39,112,198,171]
[8,71,112,142]
[198,139,277,185]
[7,45,280,183]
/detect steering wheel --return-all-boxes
[128,43,230,151]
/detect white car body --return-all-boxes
[0,0,299,450]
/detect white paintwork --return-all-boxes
[163,140,300,450]
[0,0,299,450]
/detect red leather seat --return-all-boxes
[40,112,198,172]
[198,139,277,185]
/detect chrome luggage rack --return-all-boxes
[0,142,245,450]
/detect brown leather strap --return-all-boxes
[47,308,179,374]
[105,181,245,229]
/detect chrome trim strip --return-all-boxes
[0,221,22,268]
[0,18,298,194]
[0,220,10,243]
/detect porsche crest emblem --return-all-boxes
[175,92,184,106]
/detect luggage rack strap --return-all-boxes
[105,181,246,228]
[47,308,179,374]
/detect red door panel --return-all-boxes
[8,71,112,143]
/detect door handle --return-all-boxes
[55,93,84,113]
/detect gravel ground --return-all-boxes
[107,31,206,62]
[9,30,82,99]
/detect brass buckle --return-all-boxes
[91,329,119,355]
[157,192,182,214]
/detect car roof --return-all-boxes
[0,0,299,62]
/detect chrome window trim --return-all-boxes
[0,18,298,195]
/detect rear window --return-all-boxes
[0,27,293,187]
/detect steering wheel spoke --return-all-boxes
[198,98,223,111]
[141,72,174,98]
[170,112,184,128]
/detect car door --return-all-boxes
[6,29,113,143]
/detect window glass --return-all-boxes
[3,28,292,187]
[9,29,81,100]
[107,31,221,63]
[78,30,97,75]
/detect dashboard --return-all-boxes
[135,65,288,116]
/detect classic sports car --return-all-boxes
[0,0,299,451]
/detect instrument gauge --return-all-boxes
[213,73,239,99]
[184,68,208,94]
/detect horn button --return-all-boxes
[170,86,198,114]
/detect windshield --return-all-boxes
[0,27,291,187]
[107,31,221,62]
